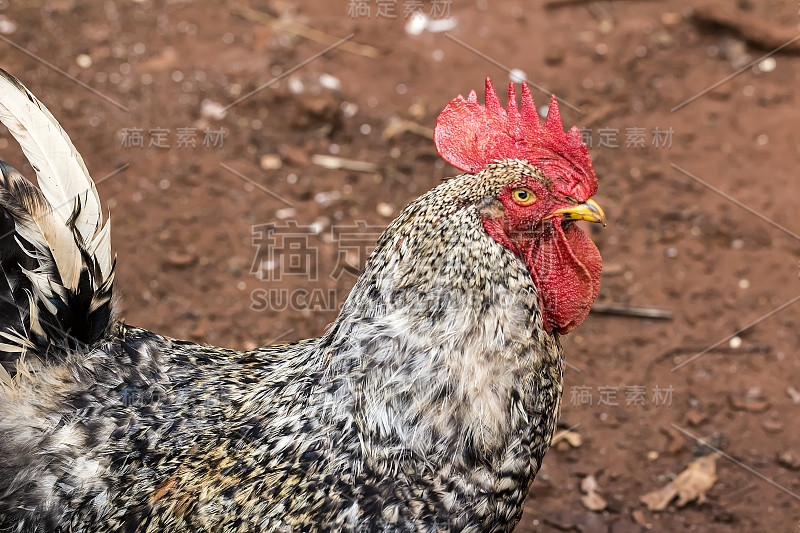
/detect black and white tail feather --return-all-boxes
[0,69,114,377]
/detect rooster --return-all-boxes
[0,69,604,532]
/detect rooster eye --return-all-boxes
[511,188,536,205]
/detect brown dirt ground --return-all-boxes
[2,0,800,531]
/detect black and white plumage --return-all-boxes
[0,69,113,376]
[0,70,604,532]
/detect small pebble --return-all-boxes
[76,54,92,69]
[201,99,227,120]
[660,12,681,26]
[165,252,197,268]
[260,154,282,171]
[785,386,800,404]
[509,69,527,84]
[340,102,358,118]
[376,203,394,217]
[758,57,776,73]
[0,17,18,35]
[777,450,800,470]
[318,73,341,91]
[315,191,341,206]
[729,336,742,349]
[405,12,427,35]
[426,18,457,33]
[275,208,296,220]
[288,78,304,94]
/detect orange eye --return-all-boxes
[512,187,536,205]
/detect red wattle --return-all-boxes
[526,223,601,334]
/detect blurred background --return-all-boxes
[1,0,799,530]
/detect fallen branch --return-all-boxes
[590,303,673,319]
[692,3,800,54]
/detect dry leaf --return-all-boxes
[631,509,650,527]
[579,475,607,512]
[580,475,599,494]
[552,429,582,447]
[660,425,686,455]
[685,408,708,427]
[580,491,607,512]
[777,450,800,471]
[728,388,770,413]
[640,454,718,511]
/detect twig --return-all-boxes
[231,4,381,58]
[721,484,756,502]
[382,117,434,140]
[311,155,379,173]
[644,343,771,383]
[590,303,673,319]
[658,344,771,363]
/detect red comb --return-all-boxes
[434,78,597,201]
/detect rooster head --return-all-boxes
[434,78,604,334]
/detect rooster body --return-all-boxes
[0,70,602,531]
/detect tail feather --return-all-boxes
[0,70,114,374]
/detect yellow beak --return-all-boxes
[546,198,606,226]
